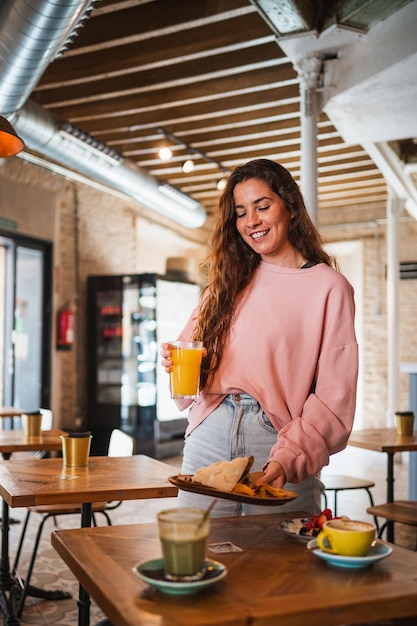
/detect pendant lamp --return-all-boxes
[0,116,24,157]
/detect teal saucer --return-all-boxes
[307,538,392,569]
[133,558,227,595]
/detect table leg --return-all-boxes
[386,452,395,543]
[77,503,92,626]
[0,453,21,526]
[0,499,20,625]
[16,564,72,616]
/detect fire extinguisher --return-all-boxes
[57,302,74,351]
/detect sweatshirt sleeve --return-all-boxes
[266,280,358,483]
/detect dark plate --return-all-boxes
[168,475,298,506]
[133,558,227,595]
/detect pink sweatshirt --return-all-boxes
[177,261,358,483]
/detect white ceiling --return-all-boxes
[276,0,417,215]
[2,0,417,229]
[253,0,417,142]
[319,2,417,143]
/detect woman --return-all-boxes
[161,159,358,516]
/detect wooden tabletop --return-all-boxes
[348,428,417,453]
[0,428,66,454]
[51,512,417,626]
[0,454,179,508]
[0,406,26,418]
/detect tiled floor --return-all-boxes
[5,446,414,625]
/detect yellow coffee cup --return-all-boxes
[316,518,376,557]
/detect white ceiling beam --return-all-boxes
[363,141,417,220]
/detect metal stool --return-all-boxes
[323,475,379,529]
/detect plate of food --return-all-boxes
[169,456,298,506]
[278,509,334,542]
[278,518,319,542]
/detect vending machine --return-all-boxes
[87,273,200,456]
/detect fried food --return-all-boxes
[253,483,293,498]
[232,481,296,499]
[231,483,255,496]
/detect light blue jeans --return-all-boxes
[178,394,324,517]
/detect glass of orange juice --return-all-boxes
[168,340,203,399]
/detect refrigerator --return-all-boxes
[87,273,200,457]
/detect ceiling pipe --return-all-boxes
[0,0,206,228]
[11,102,206,228]
[0,0,96,115]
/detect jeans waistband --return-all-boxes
[224,393,259,407]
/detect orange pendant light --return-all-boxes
[0,116,24,157]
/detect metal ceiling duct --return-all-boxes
[12,101,206,228]
[0,0,206,228]
[0,0,96,115]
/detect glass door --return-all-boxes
[0,233,52,417]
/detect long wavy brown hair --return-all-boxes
[193,159,337,389]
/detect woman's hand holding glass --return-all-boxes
[161,342,207,373]
[160,342,173,373]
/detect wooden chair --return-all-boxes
[322,475,379,528]
[13,428,136,616]
[367,500,417,541]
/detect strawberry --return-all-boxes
[304,519,316,529]
[317,513,327,528]
[300,510,333,536]
[321,508,333,520]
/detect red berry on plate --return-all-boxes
[318,514,327,528]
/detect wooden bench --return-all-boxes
[367,500,417,543]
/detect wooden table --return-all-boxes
[0,428,67,460]
[0,454,178,625]
[0,407,26,430]
[0,407,25,417]
[348,428,417,542]
[0,427,67,520]
[348,428,417,502]
[51,511,417,626]
[0,429,66,625]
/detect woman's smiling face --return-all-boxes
[234,177,295,265]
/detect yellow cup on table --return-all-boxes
[168,341,203,400]
[22,412,43,437]
[395,411,414,437]
[61,433,92,467]
[316,519,376,557]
